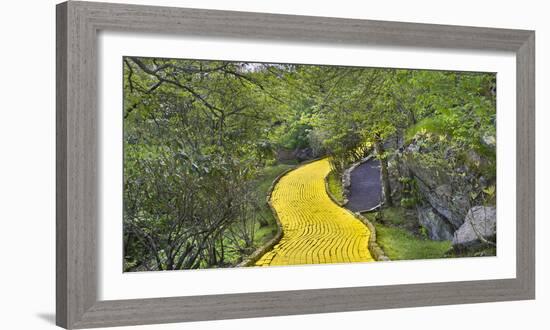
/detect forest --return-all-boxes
[123,56,497,271]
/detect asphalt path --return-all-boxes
[346,158,382,212]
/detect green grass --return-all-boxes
[252,163,295,245]
[377,207,407,226]
[375,224,452,260]
[364,208,452,261]
[448,244,496,258]
[326,170,345,204]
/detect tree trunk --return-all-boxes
[374,137,393,207]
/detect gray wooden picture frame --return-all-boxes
[56,1,535,328]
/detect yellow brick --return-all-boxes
[256,158,374,266]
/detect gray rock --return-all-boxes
[452,206,496,247]
[415,178,468,229]
[435,184,452,198]
[482,134,496,148]
[417,206,454,241]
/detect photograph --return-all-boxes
[122,56,497,272]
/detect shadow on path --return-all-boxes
[347,158,382,212]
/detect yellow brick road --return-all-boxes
[256,158,374,266]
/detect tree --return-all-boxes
[123,57,285,270]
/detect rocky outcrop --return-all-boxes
[393,137,495,241]
[402,146,472,231]
[452,206,496,247]
[417,206,454,240]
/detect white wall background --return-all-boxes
[0,0,547,329]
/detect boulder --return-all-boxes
[452,206,496,247]
[417,206,454,241]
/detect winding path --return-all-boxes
[346,159,382,212]
[256,158,374,266]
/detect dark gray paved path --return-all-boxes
[346,158,382,212]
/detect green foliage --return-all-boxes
[251,164,295,242]
[326,170,345,204]
[123,58,286,271]
[405,117,447,141]
[277,120,312,150]
[419,226,429,239]
[377,207,407,227]
[401,72,496,199]
[398,176,419,208]
[400,197,417,208]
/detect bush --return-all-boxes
[400,197,417,208]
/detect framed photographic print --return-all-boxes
[56,1,535,328]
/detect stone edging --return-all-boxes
[324,171,390,262]
[238,157,328,267]
[353,212,391,261]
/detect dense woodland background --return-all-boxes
[123,57,496,271]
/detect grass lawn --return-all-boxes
[326,169,345,204]
[364,208,452,261]
[375,224,452,260]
